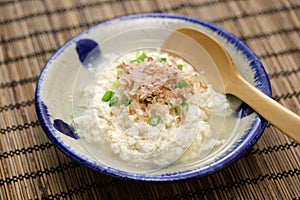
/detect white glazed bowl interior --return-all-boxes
[35,14,271,181]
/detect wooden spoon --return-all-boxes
[163,28,300,143]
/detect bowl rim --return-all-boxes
[35,13,271,181]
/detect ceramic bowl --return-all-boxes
[35,13,271,181]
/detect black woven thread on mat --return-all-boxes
[0,0,124,26]
[240,27,300,42]
[0,25,92,45]
[0,49,56,65]
[0,0,18,6]
[0,76,38,89]
[0,1,220,45]
[0,155,299,198]
[0,0,247,7]
[126,1,300,20]
[0,99,34,113]
[153,169,300,200]
[0,3,299,66]
[1,1,299,27]
[259,48,300,60]
[0,142,53,159]
[19,168,299,200]
[269,67,300,79]
[0,120,40,134]
[0,162,79,186]
[0,0,222,26]
[273,90,300,101]
[0,0,299,47]
[211,4,300,24]
[251,142,299,155]
[40,178,124,200]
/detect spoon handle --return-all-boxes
[229,74,300,143]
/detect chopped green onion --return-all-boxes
[102,90,114,102]
[149,116,161,127]
[109,96,119,107]
[181,101,189,113]
[122,98,132,106]
[130,59,138,63]
[113,80,121,88]
[116,68,124,75]
[177,64,183,70]
[136,51,147,60]
[164,102,168,105]
[130,51,148,63]
[177,81,189,89]
[174,106,179,115]
[159,57,167,62]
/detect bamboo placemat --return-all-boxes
[1,0,300,199]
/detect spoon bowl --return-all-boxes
[163,28,300,143]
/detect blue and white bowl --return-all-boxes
[35,13,271,181]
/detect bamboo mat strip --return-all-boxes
[0,0,300,199]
